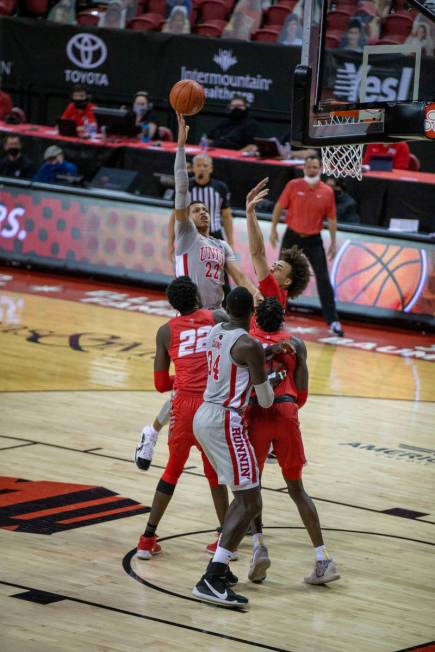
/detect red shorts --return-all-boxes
[245,402,306,481]
[162,392,218,487]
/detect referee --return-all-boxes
[270,155,344,336]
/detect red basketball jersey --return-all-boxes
[168,309,215,395]
[250,324,298,398]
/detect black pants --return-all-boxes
[211,227,231,307]
[280,229,338,325]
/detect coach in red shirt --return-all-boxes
[270,155,344,336]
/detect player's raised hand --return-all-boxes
[176,112,190,147]
[246,178,269,213]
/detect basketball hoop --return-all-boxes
[319,111,364,181]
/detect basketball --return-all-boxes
[169,80,205,116]
[332,242,426,311]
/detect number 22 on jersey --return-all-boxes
[178,326,212,357]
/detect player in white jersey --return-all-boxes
[192,287,280,609]
[136,113,258,469]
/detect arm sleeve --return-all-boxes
[175,218,197,255]
[254,379,274,408]
[222,240,236,264]
[394,143,411,170]
[154,369,175,393]
[258,273,281,300]
[174,146,190,210]
[277,182,292,209]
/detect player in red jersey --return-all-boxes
[244,180,340,586]
[136,276,234,565]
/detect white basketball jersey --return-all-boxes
[203,323,251,410]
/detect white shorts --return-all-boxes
[193,402,259,492]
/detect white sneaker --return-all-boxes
[135,425,158,471]
[304,559,340,585]
[248,544,271,583]
[328,321,344,337]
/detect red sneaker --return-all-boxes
[206,537,239,561]
[137,535,161,560]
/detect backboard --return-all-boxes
[291,0,435,146]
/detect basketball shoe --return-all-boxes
[206,537,239,561]
[135,425,158,471]
[193,572,248,608]
[136,535,161,559]
[304,559,340,585]
[248,544,271,583]
[328,321,344,337]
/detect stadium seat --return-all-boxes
[147,0,166,14]
[200,0,228,21]
[377,35,404,44]
[383,13,414,36]
[24,0,48,15]
[128,12,165,29]
[408,153,420,171]
[326,9,352,31]
[275,0,297,9]
[264,4,290,26]
[195,21,225,36]
[325,32,342,48]
[252,27,280,42]
[77,9,102,25]
[158,126,174,141]
[0,0,16,15]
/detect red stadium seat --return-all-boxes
[326,9,352,31]
[408,153,420,171]
[77,9,102,25]
[195,21,225,36]
[383,13,414,36]
[325,32,341,48]
[252,27,280,42]
[377,35,404,44]
[275,0,297,9]
[158,126,174,141]
[147,0,166,14]
[264,4,290,26]
[200,0,228,21]
[25,0,48,15]
[0,0,16,15]
[128,12,165,29]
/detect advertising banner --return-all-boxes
[0,184,434,319]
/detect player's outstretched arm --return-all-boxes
[174,112,190,223]
[246,178,270,282]
[154,324,174,393]
[233,336,274,408]
[225,259,259,300]
[292,337,309,408]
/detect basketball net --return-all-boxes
[320,111,364,181]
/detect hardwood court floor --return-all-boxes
[1,270,434,652]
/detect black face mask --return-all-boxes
[73,99,88,109]
[229,107,246,121]
[7,148,21,157]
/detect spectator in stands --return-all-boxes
[99,0,126,28]
[325,177,360,224]
[363,142,411,170]
[355,3,381,39]
[278,14,303,46]
[33,145,78,185]
[340,18,367,52]
[61,84,97,138]
[0,76,13,121]
[207,95,264,150]
[130,91,159,140]
[162,6,191,33]
[47,0,76,24]
[166,0,191,17]
[405,22,434,56]
[223,0,262,40]
[0,135,33,179]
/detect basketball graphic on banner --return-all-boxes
[332,242,427,312]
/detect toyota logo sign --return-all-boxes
[66,33,107,70]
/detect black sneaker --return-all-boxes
[192,573,248,608]
[225,567,238,586]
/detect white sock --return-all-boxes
[212,545,233,565]
[147,425,158,436]
[252,532,264,549]
[315,545,330,562]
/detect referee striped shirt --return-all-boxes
[188,177,231,236]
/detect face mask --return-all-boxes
[304,174,320,185]
[133,105,146,116]
[73,99,87,109]
[229,107,246,120]
[7,148,21,157]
